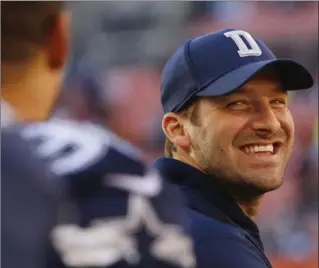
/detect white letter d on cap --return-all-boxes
[224,30,262,57]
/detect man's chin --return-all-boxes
[245,175,284,194]
[223,173,284,197]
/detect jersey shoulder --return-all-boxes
[1,126,58,189]
[14,118,147,178]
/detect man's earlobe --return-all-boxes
[174,134,190,149]
[162,113,179,139]
[162,113,190,149]
[47,12,69,70]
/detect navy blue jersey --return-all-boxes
[1,128,63,268]
[16,118,196,268]
[154,157,273,268]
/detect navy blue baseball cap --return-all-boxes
[161,28,313,113]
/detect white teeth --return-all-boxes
[266,144,273,152]
[242,144,274,154]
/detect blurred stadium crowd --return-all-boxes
[53,2,318,267]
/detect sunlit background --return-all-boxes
[54,2,318,267]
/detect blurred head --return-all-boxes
[162,70,295,195]
[1,1,69,122]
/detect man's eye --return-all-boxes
[270,99,287,108]
[226,100,249,109]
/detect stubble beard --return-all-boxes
[194,142,286,200]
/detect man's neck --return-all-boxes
[174,150,209,175]
[174,152,263,220]
[236,196,262,220]
[1,62,60,123]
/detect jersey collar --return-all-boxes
[1,100,17,127]
[153,157,263,248]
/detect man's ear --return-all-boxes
[47,11,70,70]
[162,112,190,150]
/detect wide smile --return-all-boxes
[239,142,282,156]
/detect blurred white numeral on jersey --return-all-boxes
[52,194,196,268]
[106,171,162,197]
[224,30,262,57]
[126,195,196,268]
[21,119,110,176]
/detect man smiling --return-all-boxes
[154,29,313,267]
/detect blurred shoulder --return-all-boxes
[11,118,147,177]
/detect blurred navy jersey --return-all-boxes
[17,118,196,268]
[1,127,63,268]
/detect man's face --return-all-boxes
[187,74,295,194]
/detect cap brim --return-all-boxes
[197,59,314,98]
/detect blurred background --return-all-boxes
[54,2,318,267]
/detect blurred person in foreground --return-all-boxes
[1,2,68,268]
[1,2,195,268]
[153,29,313,267]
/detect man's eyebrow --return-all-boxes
[221,88,250,97]
[221,86,258,97]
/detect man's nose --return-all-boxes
[250,105,281,137]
